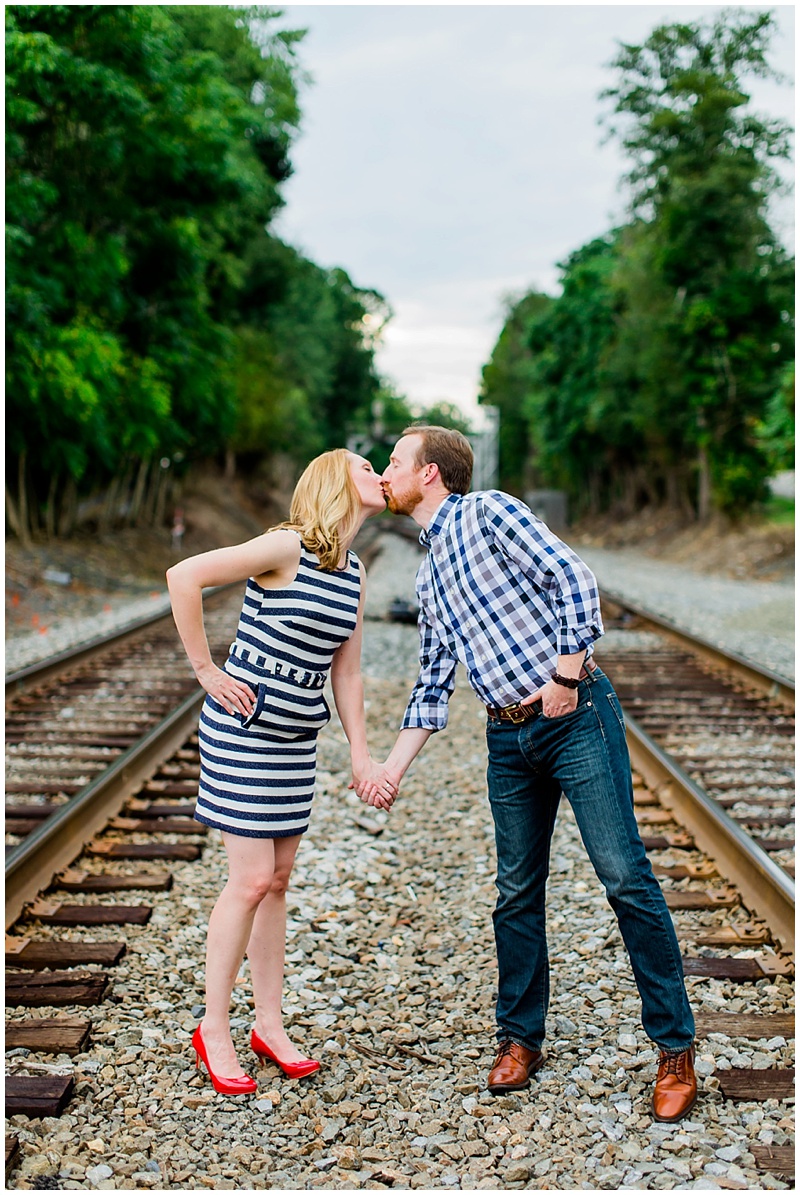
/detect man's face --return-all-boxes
[381,435,426,516]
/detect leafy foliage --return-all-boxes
[5,4,389,539]
[482,10,794,518]
[479,291,551,492]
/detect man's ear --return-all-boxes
[423,461,441,486]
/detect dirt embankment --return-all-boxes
[572,507,794,582]
[5,467,287,641]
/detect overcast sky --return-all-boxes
[271,4,795,426]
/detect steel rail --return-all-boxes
[601,588,794,709]
[5,584,234,702]
[5,603,173,702]
[5,688,205,929]
[625,712,795,955]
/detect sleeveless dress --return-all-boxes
[195,541,361,838]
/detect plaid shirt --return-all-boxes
[402,491,604,730]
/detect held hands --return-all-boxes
[349,757,401,810]
[196,663,256,719]
[521,678,578,719]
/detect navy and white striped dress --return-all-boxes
[195,540,361,838]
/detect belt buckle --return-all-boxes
[503,703,528,724]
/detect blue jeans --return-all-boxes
[485,666,694,1054]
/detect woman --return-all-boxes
[167,449,394,1095]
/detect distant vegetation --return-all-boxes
[480,11,794,520]
[5,5,466,544]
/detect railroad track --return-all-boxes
[4,537,795,1185]
[596,593,794,955]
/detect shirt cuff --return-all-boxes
[557,622,604,655]
[401,706,448,732]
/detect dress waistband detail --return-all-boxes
[228,644,326,689]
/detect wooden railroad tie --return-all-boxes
[125,800,197,818]
[26,899,152,927]
[640,832,695,851]
[56,868,173,893]
[751,837,795,853]
[634,809,674,825]
[682,955,794,981]
[5,1015,92,1055]
[695,1011,794,1039]
[109,816,206,837]
[6,970,109,1008]
[653,862,719,881]
[690,923,773,947]
[4,803,61,819]
[5,781,83,795]
[750,1145,795,1179]
[664,886,740,910]
[87,840,201,862]
[6,1133,20,1171]
[141,780,199,796]
[714,1067,795,1102]
[6,819,50,837]
[6,938,125,969]
[6,1075,75,1118]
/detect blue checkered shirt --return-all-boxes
[401,491,604,730]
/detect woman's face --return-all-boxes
[348,453,387,515]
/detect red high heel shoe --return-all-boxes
[251,1029,320,1078]
[192,1025,257,1095]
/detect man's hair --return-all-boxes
[402,425,473,495]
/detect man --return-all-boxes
[361,425,696,1122]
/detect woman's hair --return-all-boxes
[270,449,360,571]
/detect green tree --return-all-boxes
[6,4,304,538]
[602,9,794,516]
[756,362,795,472]
[524,235,643,517]
[479,291,551,493]
[228,233,391,469]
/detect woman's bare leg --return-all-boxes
[247,834,308,1062]
[200,831,276,1078]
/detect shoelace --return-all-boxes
[659,1052,688,1077]
[495,1040,517,1061]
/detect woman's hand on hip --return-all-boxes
[196,663,256,718]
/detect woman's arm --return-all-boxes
[330,563,396,809]
[166,529,301,717]
[354,727,432,805]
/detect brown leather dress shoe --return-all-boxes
[487,1040,544,1094]
[651,1046,697,1122]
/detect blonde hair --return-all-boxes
[270,449,360,571]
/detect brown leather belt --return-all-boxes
[486,659,597,723]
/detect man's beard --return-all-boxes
[384,483,423,517]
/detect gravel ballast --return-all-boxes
[577,547,794,681]
[6,534,795,1190]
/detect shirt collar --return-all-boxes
[419,493,460,548]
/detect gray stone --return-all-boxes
[85,1164,114,1184]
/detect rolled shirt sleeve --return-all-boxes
[479,493,604,655]
[401,609,458,731]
